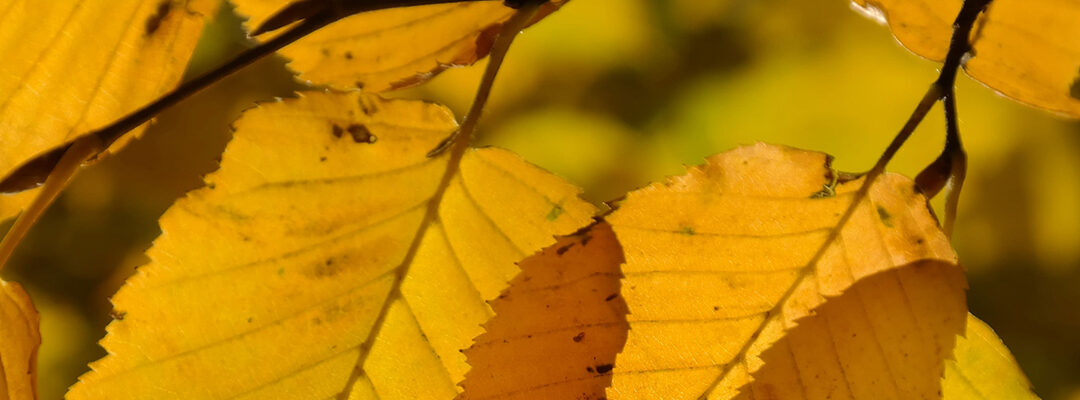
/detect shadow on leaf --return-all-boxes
[736,260,967,400]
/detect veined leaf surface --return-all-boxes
[737,262,968,399]
[67,91,594,399]
[943,314,1040,400]
[0,280,39,400]
[853,0,1080,117]
[232,0,564,91]
[460,222,628,400]
[0,0,218,219]
[605,143,960,399]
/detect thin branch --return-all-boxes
[333,3,543,398]
[700,0,994,396]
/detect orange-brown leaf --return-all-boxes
[461,222,628,400]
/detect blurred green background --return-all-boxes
[5,0,1079,398]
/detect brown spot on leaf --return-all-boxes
[145,1,172,36]
[347,124,377,143]
[110,310,127,321]
[330,124,377,144]
[572,332,585,342]
[345,51,354,60]
[310,258,344,278]
[594,364,614,374]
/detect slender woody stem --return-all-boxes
[333,4,542,399]
[0,0,519,272]
[701,0,993,396]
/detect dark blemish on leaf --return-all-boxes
[321,48,331,57]
[247,317,253,323]
[573,332,585,342]
[876,205,894,227]
[679,226,695,235]
[145,1,171,36]
[359,97,377,114]
[604,293,618,302]
[277,267,285,276]
[345,51,354,60]
[313,317,322,325]
[713,306,720,311]
[320,156,327,162]
[110,310,126,321]
[310,257,345,278]
[586,366,594,373]
[207,183,216,190]
[356,81,365,90]
[241,235,251,242]
[546,204,564,221]
[1071,68,1080,100]
[556,243,575,255]
[916,238,925,245]
[595,364,614,374]
[580,234,593,246]
[331,124,377,144]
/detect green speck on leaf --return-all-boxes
[277,268,285,276]
[546,204,564,221]
[877,205,893,228]
[679,226,696,235]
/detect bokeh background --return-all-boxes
[4,0,1079,398]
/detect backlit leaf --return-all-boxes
[232,0,564,91]
[0,280,40,400]
[943,314,1040,400]
[460,222,628,400]
[66,91,594,399]
[0,0,218,220]
[737,261,967,399]
[605,143,960,399]
[852,0,1080,117]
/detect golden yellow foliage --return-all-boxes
[0,280,39,400]
[737,262,967,399]
[943,315,1040,400]
[604,143,961,399]
[66,91,594,399]
[233,0,564,91]
[460,222,627,400]
[852,0,1080,117]
[0,0,218,220]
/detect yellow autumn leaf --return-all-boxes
[0,280,40,400]
[943,314,1040,400]
[605,143,962,399]
[852,0,1080,117]
[66,91,594,399]
[737,261,968,399]
[231,0,564,91]
[460,222,628,400]
[0,0,218,220]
